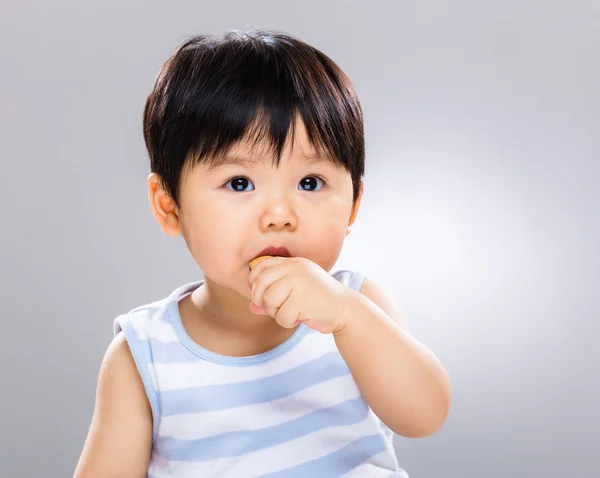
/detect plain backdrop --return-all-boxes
[1,1,598,477]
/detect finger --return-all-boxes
[273,288,303,328]
[251,266,288,308]
[249,301,268,315]
[261,277,293,320]
[248,256,288,286]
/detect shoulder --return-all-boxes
[100,332,142,382]
[97,332,152,426]
[331,270,406,329]
[73,332,152,476]
[357,277,408,330]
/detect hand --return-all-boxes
[248,257,350,334]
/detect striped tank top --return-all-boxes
[114,269,409,477]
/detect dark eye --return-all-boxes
[225,177,255,192]
[298,176,325,191]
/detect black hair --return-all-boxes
[143,29,365,207]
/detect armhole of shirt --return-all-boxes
[348,270,367,292]
[113,314,161,443]
[333,269,367,292]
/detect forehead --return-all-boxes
[205,149,336,171]
[204,122,338,171]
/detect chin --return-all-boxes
[202,269,245,289]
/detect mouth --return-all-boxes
[253,246,291,261]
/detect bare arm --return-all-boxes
[73,332,152,478]
[334,279,451,438]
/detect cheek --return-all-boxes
[322,212,348,241]
[319,198,352,234]
[304,209,350,268]
[181,203,248,272]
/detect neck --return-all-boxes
[189,275,282,336]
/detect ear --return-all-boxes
[346,181,363,236]
[147,173,183,236]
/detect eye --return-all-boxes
[225,176,255,192]
[298,176,325,191]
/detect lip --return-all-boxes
[254,246,291,260]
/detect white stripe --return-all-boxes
[338,451,401,477]
[153,331,336,390]
[158,373,362,440]
[131,316,179,343]
[148,413,382,477]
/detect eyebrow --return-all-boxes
[206,152,334,171]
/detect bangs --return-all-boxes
[144,30,364,205]
[197,111,338,172]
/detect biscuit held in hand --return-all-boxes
[249,255,272,270]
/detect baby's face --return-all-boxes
[176,120,358,301]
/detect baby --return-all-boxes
[74,29,451,478]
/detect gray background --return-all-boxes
[1,1,598,477]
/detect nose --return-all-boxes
[259,194,298,232]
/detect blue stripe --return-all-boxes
[257,434,390,478]
[145,329,318,364]
[155,397,368,461]
[159,351,350,416]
